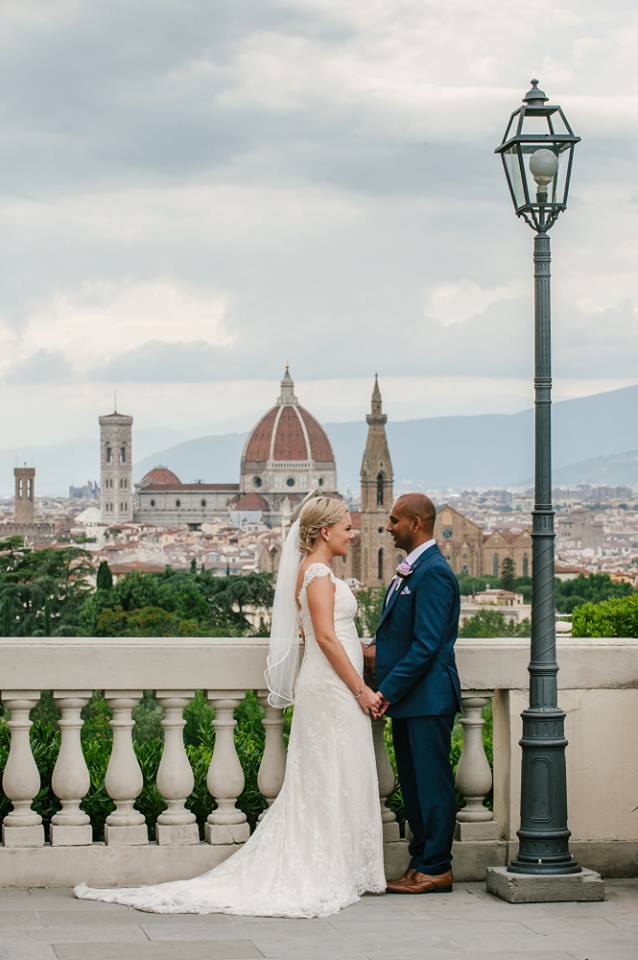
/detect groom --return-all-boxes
[368,493,461,895]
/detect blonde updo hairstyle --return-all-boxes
[298,496,349,556]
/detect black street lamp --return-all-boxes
[495,81,581,876]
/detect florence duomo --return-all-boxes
[98,366,532,586]
[98,366,402,588]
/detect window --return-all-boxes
[150,499,155,507]
[120,446,126,464]
[318,477,324,487]
[176,499,181,507]
[378,527,384,534]
[17,479,23,497]
[523,554,529,577]
[201,499,207,507]
[376,472,385,506]
[106,445,112,463]
[286,478,295,487]
[377,547,384,580]
[493,553,499,577]
[253,477,262,487]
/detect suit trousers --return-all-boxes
[392,714,456,876]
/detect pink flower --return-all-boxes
[395,560,413,578]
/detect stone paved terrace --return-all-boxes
[0,881,635,960]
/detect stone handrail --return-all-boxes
[0,636,636,885]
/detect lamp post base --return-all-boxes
[486,865,604,903]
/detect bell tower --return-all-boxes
[14,465,35,524]
[99,408,134,522]
[360,376,395,587]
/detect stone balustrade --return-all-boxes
[0,636,636,886]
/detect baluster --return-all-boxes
[205,691,250,844]
[372,716,400,841]
[1,692,44,847]
[50,691,92,845]
[104,691,148,845]
[455,691,498,840]
[256,691,286,820]
[156,691,198,844]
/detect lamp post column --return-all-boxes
[509,230,579,875]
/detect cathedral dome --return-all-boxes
[139,466,181,488]
[242,367,334,466]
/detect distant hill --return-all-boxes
[2,384,636,496]
[135,384,638,492]
[552,450,638,487]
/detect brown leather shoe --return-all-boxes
[387,867,417,888]
[389,869,453,895]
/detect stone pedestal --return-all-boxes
[2,824,45,847]
[104,824,149,846]
[455,820,500,841]
[50,824,93,846]
[486,865,605,903]
[205,821,250,845]
[156,823,199,845]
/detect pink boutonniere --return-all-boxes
[395,560,413,578]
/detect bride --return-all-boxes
[75,495,386,918]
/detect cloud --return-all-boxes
[0,0,635,444]
[4,349,72,384]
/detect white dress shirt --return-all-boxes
[385,537,436,606]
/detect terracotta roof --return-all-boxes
[231,493,269,511]
[109,561,167,575]
[243,403,334,463]
[242,369,335,465]
[140,482,238,493]
[139,466,181,487]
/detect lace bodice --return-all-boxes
[297,562,361,673]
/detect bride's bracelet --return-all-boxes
[353,685,364,700]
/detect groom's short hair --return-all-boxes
[396,493,436,533]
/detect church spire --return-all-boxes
[277,364,298,405]
[367,372,387,426]
[359,374,395,586]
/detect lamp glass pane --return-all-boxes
[520,112,552,137]
[548,110,570,136]
[503,144,527,208]
[551,144,571,205]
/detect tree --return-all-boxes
[572,594,638,638]
[500,557,516,593]
[355,587,385,637]
[0,537,93,636]
[459,609,529,638]
[96,561,113,591]
[555,573,633,614]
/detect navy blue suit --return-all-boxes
[376,543,461,876]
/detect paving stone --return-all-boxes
[0,891,34,910]
[0,911,42,929]
[0,923,147,944]
[141,917,333,940]
[37,909,147,928]
[0,943,57,960]
[53,941,263,960]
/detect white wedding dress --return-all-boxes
[75,562,386,918]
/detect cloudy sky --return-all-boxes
[0,0,636,454]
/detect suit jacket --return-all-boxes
[375,543,462,718]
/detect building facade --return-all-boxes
[435,504,532,578]
[14,466,35,525]
[99,411,133,522]
[358,376,397,587]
